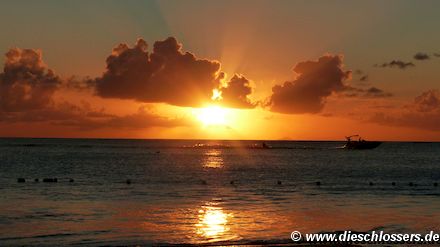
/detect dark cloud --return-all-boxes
[359,75,369,82]
[371,89,440,131]
[355,69,363,75]
[343,86,392,98]
[413,52,430,60]
[0,101,189,131]
[413,89,440,112]
[52,105,189,131]
[375,60,415,69]
[268,55,351,114]
[0,101,105,124]
[90,37,222,107]
[218,74,255,108]
[65,75,93,91]
[0,48,62,112]
[354,69,368,82]
[106,106,188,129]
[364,87,392,98]
[0,47,189,130]
[0,40,257,134]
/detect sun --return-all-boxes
[196,106,229,126]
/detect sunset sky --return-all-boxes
[1,0,440,141]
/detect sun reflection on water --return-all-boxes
[196,202,232,239]
[203,149,224,168]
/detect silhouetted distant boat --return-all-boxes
[343,135,382,150]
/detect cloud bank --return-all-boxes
[344,86,393,98]
[89,37,258,109]
[0,40,405,135]
[0,48,188,130]
[371,90,440,131]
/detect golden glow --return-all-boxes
[196,203,231,238]
[195,106,229,126]
[203,149,223,168]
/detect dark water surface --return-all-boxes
[1,138,440,245]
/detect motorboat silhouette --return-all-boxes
[343,135,382,150]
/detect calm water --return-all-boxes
[1,138,440,246]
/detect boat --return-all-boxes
[343,135,382,150]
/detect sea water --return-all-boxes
[1,138,440,245]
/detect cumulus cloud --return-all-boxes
[218,74,255,108]
[90,37,222,107]
[0,48,62,112]
[0,47,189,130]
[371,89,440,131]
[413,52,430,60]
[268,55,352,114]
[375,60,415,69]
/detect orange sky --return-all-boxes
[1,0,440,141]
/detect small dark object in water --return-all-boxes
[277,180,282,185]
[391,182,396,186]
[156,151,160,154]
[434,182,438,187]
[69,178,74,183]
[34,178,39,182]
[201,180,207,185]
[316,181,321,186]
[43,178,57,183]
[409,182,414,187]
[17,178,25,183]
[343,135,382,150]
[369,182,374,186]
[230,180,234,185]
[126,179,131,184]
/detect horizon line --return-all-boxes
[0,136,439,143]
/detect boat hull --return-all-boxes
[344,141,382,150]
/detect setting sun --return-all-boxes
[196,106,229,126]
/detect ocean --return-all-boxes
[1,138,440,246]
